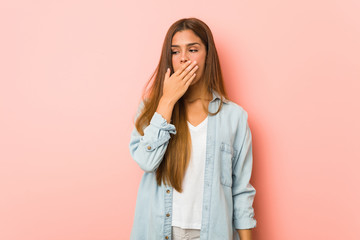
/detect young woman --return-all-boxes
[129,17,256,240]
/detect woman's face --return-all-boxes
[171,29,207,85]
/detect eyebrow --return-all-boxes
[171,42,200,47]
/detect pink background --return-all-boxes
[1,0,359,239]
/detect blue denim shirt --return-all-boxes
[129,90,256,240]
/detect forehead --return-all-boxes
[171,30,202,46]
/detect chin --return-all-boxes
[190,78,199,85]
[192,74,203,84]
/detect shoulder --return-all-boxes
[220,100,249,123]
[215,100,251,151]
[132,98,148,124]
[135,98,149,116]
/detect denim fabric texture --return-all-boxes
[129,90,257,240]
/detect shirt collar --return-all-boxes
[211,89,229,104]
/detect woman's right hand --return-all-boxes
[162,60,199,104]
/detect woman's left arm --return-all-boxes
[237,229,252,240]
[232,111,257,230]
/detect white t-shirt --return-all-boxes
[171,116,208,229]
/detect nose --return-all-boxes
[180,58,189,64]
[180,52,189,64]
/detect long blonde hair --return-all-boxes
[135,17,228,192]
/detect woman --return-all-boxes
[129,17,256,240]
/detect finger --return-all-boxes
[179,61,197,79]
[174,60,192,76]
[164,68,170,80]
[185,72,196,87]
[182,65,199,82]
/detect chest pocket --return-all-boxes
[220,142,236,187]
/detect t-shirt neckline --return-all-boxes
[187,116,208,130]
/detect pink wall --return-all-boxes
[1,0,359,239]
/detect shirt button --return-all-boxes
[166,213,170,217]
[166,189,170,194]
[147,146,151,150]
[165,236,169,239]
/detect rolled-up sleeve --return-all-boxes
[232,113,257,229]
[129,101,176,173]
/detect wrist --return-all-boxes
[160,96,176,107]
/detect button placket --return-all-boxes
[164,185,173,239]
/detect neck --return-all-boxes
[183,78,212,104]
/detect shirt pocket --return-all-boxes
[219,142,235,187]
